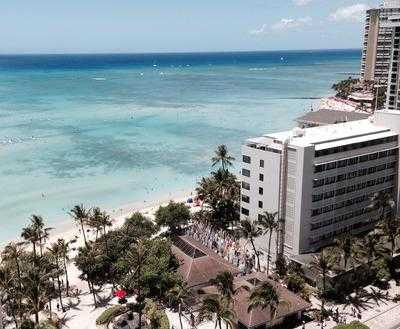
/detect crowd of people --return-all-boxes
[186,221,258,274]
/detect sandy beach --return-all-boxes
[0,187,195,249]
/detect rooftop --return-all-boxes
[246,118,396,151]
[171,235,240,288]
[201,272,311,328]
[296,108,370,126]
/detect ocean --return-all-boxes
[0,49,361,241]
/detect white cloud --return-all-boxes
[329,4,370,22]
[250,24,269,35]
[272,17,312,30]
[250,17,312,35]
[293,0,312,6]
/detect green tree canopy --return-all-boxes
[155,201,190,235]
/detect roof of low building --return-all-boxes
[296,108,370,126]
[202,272,311,328]
[171,235,240,288]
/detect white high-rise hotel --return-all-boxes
[241,0,400,260]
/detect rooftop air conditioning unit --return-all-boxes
[292,127,305,138]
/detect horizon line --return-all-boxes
[0,47,362,56]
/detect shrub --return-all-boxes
[144,299,170,329]
[96,305,127,326]
[333,321,370,329]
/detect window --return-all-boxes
[259,187,264,195]
[335,187,346,196]
[313,178,324,188]
[259,174,264,182]
[258,201,263,208]
[242,195,250,203]
[337,160,347,168]
[347,171,358,180]
[312,194,323,202]
[387,162,396,169]
[359,155,369,163]
[337,174,346,182]
[369,153,378,160]
[260,160,264,168]
[358,168,368,176]
[324,190,335,199]
[242,169,250,177]
[347,157,358,166]
[243,155,251,164]
[241,207,249,216]
[368,167,377,174]
[242,182,250,190]
[326,162,337,170]
[314,164,325,173]
[377,164,387,171]
[325,176,336,185]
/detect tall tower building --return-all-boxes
[361,0,400,83]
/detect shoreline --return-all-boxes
[0,187,195,249]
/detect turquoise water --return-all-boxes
[0,50,360,241]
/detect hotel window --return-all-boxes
[325,176,336,185]
[324,190,335,199]
[389,149,397,156]
[337,174,346,182]
[314,164,325,173]
[347,157,358,166]
[258,201,263,208]
[347,171,358,180]
[260,160,264,168]
[379,151,388,158]
[312,194,323,202]
[242,195,250,203]
[241,207,249,216]
[326,162,337,170]
[243,155,251,164]
[369,153,378,160]
[259,174,264,182]
[359,155,369,163]
[242,182,250,190]
[259,187,264,195]
[242,169,250,177]
[337,159,347,168]
[313,178,324,188]
[368,167,377,174]
[387,162,396,169]
[358,168,368,176]
[335,187,346,196]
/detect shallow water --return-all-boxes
[0,50,361,241]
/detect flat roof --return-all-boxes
[296,109,370,126]
[265,119,395,149]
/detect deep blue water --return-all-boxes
[0,49,361,241]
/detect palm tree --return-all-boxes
[30,215,52,257]
[369,191,395,220]
[1,242,25,323]
[69,205,90,247]
[21,225,40,263]
[198,295,236,329]
[47,242,65,312]
[22,259,53,325]
[211,145,235,171]
[334,233,354,270]
[258,212,278,275]
[248,282,289,325]
[57,239,71,297]
[375,216,400,256]
[167,282,190,329]
[238,219,262,271]
[309,248,333,327]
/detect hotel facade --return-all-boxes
[361,0,400,83]
[240,111,400,258]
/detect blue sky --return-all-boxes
[0,0,382,54]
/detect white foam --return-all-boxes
[92,77,106,81]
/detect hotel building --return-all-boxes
[361,0,400,83]
[240,111,400,258]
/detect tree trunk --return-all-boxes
[63,257,70,297]
[80,221,88,246]
[178,304,183,329]
[250,239,260,271]
[218,319,222,329]
[34,308,39,325]
[267,230,273,275]
[0,297,4,329]
[90,281,97,307]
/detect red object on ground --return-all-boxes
[114,289,127,299]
